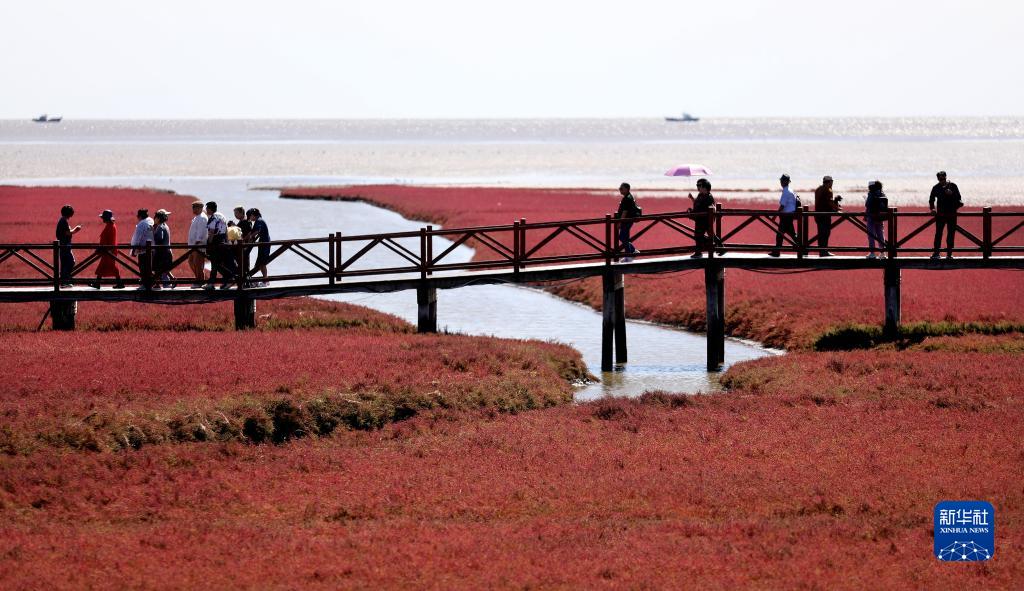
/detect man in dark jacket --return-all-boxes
[813,176,841,256]
[615,182,641,261]
[929,171,962,259]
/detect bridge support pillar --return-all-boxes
[417,286,437,333]
[614,274,627,364]
[705,264,725,371]
[884,265,901,338]
[234,297,256,330]
[51,300,77,331]
[601,272,626,371]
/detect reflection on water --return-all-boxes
[5,176,777,399]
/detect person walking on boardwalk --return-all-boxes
[90,210,124,289]
[688,178,718,258]
[929,170,963,259]
[55,204,81,287]
[769,174,798,257]
[246,208,272,286]
[187,201,208,288]
[130,208,155,289]
[203,201,231,290]
[865,180,888,259]
[814,176,841,256]
[152,209,174,289]
[615,182,642,262]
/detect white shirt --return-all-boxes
[207,212,228,239]
[130,217,154,254]
[188,212,209,245]
[779,187,798,213]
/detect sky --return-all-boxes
[1,0,1022,119]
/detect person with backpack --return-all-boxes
[769,174,799,257]
[865,180,888,259]
[615,182,642,262]
[688,178,719,258]
[929,171,963,259]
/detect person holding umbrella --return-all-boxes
[687,178,720,258]
[89,210,124,289]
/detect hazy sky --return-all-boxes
[2,0,1021,119]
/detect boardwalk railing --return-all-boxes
[2,207,1024,289]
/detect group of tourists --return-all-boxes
[613,171,964,260]
[54,201,272,289]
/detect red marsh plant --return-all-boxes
[1,349,1021,588]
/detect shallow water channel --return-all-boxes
[15,176,778,399]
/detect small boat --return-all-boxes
[32,114,62,123]
[665,112,700,122]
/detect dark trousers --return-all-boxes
[618,221,636,255]
[59,246,75,282]
[774,215,797,250]
[208,243,237,284]
[815,215,832,250]
[933,213,957,255]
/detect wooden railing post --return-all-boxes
[519,218,526,269]
[144,240,154,290]
[887,207,898,259]
[983,206,992,258]
[605,214,613,266]
[707,208,716,258]
[328,233,336,286]
[236,241,246,290]
[797,205,808,259]
[52,241,60,291]
[512,220,521,275]
[714,203,723,251]
[426,225,433,277]
[335,232,342,282]
[419,227,427,279]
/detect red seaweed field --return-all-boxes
[2,185,1023,588]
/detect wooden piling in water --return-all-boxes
[614,274,627,364]
[601,272,616,371]
[417,285,437,333]
[705,263,725,371]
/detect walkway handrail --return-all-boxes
[2,208,1023,290]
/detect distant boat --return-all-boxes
[665,112,699,123]
[32,114,62,123]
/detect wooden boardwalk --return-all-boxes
[3,206,1023,370]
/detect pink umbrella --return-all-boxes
[664,164,713,177]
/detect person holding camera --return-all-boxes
[813,175,841,256]
[929,171,962,259]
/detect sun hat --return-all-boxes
[98,209,115,221]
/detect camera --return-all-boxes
[833,195,843,203]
